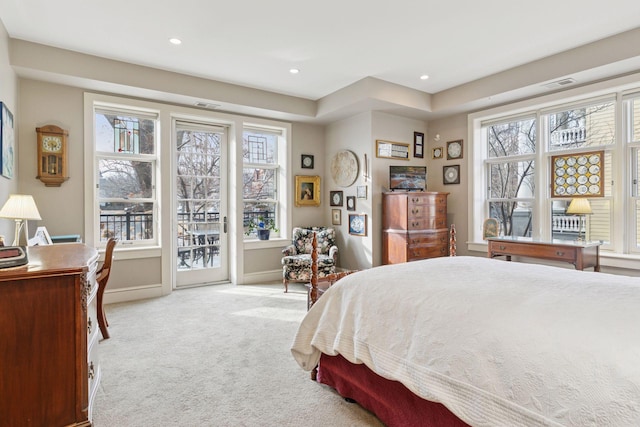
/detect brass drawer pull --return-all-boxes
[499,245,507,250]
[556,251,564,256]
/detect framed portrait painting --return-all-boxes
[295,175,321,207]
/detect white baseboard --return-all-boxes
[240,269,282,285]
[104,283,164,304]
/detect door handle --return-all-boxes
[223,216,227,233]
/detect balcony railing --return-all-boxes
[100,210,277,242]
[550,127,586,147]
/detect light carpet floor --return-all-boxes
[92,282,384,427]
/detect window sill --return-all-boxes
[244,237,287,250]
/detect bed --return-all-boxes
[291,256,640,427]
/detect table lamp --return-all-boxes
[0,194,42,246]
[566,198,592,241]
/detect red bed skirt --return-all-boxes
[317,353,470,427]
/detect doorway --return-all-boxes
[175,121,228,287]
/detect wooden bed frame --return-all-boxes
[306,233,468,426]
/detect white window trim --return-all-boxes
[467,72,640,269]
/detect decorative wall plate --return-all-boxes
[330,150,359,187]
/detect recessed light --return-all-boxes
[169,38,182,45]
[289,68,300,74]
[420,74,429,80]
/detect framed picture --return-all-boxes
[432,147,443,159]
[414,131,424,158]
[329,190,343,206]
[346,196,356,211]
[0,102,15,179]
[443,165,461,185]
[446,139,463,160]
[301,154,314,169]
[28,226,53,246]
[356,185,367,199]
[348,213,367,236]
[331,209,342,225]
[294,175,321,207]
[551,150,604,197]
[376,140,410,160]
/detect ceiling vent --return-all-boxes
[194,102,220,109]
[543,78,576,89]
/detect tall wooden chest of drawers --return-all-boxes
[382,191,449,264]
[0,244,100,427]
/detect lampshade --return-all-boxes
[0,194,42,220]
[566,198,592,215]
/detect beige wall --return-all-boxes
[426,113,469,255]
[0,20,18,241]
[14,78,332,296]
[325,111,429,270]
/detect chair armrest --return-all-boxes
[329,245,338,262]
[282,245,297,256]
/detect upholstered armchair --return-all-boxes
[281,226,338,292]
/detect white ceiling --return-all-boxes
[2,0,640,111]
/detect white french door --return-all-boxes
[174,120,228,287]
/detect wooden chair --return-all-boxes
[97,237,117,339]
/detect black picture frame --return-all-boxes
[346,196,356,211]
[301,154,314,169]
[414,131,424,159]
[443,165,461,185]
[329,190,343,206]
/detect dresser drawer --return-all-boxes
[408,216,447,230]
[408,243,448,260]
[407,193,448,206]
[408,231,449,247]
[491,241,577,262]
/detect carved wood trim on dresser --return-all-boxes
[382,191,449,264]
[0,243,100,427]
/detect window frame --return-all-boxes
[90,102,161,249]
[469,84,640,263]
[242,124,287,241]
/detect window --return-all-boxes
[94,107,158,246]
[484,116,536,237]
[242,126,283,239]
[545,99,615,244]
[472,91,640,257]
[625,93,640,251]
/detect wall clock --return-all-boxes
[36,124,69,187]
[446,140,463,160]
[443,165,460,185]
[330,150,359,187]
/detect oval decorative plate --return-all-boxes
[331,150,359,187]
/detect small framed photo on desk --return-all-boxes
[29,226,53,246]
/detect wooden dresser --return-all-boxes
[382,191,449,264]
[0,244,100,427]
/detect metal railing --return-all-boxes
[100,210,276,241]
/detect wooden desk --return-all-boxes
[487,236,601,271]
[0,244,100,427]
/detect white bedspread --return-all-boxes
[291,256,640,427]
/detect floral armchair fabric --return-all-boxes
[282,226,338,292]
